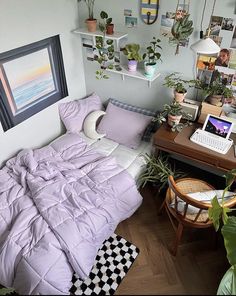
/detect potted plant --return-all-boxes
[138,152,186,193]
[196,75,235,123]
[99,11,114,35]
[163,72,197,102]
[142,37,162,78]
[208,169,236,295]
[123,43,142,72]
[154,100,192,132]
[77,0,97,32]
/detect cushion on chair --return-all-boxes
[97,102,153,149]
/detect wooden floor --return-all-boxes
[115,184,229,295]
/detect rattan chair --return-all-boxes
[163,176,236,256]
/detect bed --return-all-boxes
[0,94,154,295]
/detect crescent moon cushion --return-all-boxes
[83,110,106,140]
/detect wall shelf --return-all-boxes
[73,27,128,48]
[106,65,161,87]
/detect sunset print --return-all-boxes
[2,48,56,114]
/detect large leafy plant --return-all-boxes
[77,0,96,20]
[163,72,197,94]
[170,14,194,55]
[142,37,162,65]
[123,43,142,62]
[208,169,236,295]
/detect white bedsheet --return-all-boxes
[79,132,152,186]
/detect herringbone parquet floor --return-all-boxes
[115,184,229,295]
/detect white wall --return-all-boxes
[0,0,86,167]
[78,0,236,109]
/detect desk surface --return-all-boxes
[153,123,236,172]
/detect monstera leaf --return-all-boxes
[222,217,236,266]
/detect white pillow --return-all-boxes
[170,190,236,215]
[83,110,106,140]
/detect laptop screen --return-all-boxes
[202,114,234,139]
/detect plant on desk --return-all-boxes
[163,72,197,103]
[208,169,236,295]
[154,100,192,132]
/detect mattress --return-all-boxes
[79,132,152,186]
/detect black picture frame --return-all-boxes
[0,35,68,131]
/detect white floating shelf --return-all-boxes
[106,65,161,87]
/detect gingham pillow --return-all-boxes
[109,98,158,141]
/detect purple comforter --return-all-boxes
[0,133,142,295]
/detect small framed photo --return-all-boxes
[125,16,138,28]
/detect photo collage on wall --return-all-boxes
[196,15,236,97]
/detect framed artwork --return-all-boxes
[0,35,68,131]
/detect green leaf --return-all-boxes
[225,169,236,188]
[222,217,236,266]
[100,11,108,19]
[0,288,15,295]
[217,266,236,295]
[106,39,113,45]
[208,196,222,231]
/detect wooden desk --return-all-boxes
[153,123,236,172]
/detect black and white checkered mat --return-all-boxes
[70,233,140,295]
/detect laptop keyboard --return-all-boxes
[190,129,233,154]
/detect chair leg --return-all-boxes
[171,222,184,256]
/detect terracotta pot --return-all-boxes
[174,90,187,103]
[168,114,182,127]
[85,19,97,32]
[128,60,138,71]
[106,23,114,35]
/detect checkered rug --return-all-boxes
[69,233,140,295]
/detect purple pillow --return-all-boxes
[97,102,152,149]
[59,93,103,133]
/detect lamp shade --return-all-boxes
[190,37,221,55]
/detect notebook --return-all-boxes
[190,114,234,154]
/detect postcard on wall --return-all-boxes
[197,55,216,71]
[125,16,137,28]
[197,69,213,85]
[210,35,223,47]
[124,9,132,16]
[230,26,236,48]
[86,48,94,61]
[209,15,223,36]
[214,66,235,85]
[229,49,236,69]
[215,48,230,68]
[221,18,234,31]
[82,38,93,48]
[160,15,174,37]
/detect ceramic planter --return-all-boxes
[174,90,187,103]
[106,23,114,35]
[168,114,182,127]
[85,19,97,32]
[144,62,156,77]
[208,95,223,107]
[128,60,138,71]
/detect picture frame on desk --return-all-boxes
[0,35,68,132]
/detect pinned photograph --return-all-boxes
[124,9,132,16]
[197,69,213,85]
[86,48,94,61]
[179,38,189,48]
[160,15,174,37]
[197,55,216,71]
[230,26,236,48]
[210,35,223,47]
[221,17,234,31]
[229,49,236,69]
[215,48,230,67]
[209,16,223,36]
[114,51,121,64]
[214,67,235,86]
[125,16,137,28]
[82,38,93,48]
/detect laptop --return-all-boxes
[190,114,234,154]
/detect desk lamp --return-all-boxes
[190,0,220,55]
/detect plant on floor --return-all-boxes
[138,152,186,192]
[169,14,194,55]
[208,169,236,295]
[153,100,192,132]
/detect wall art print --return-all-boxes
[0,35,68,132]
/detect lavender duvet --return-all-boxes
[0,133,142,295]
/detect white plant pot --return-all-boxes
[168,114,182,127]
[144,62,156,77]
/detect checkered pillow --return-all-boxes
[109,98,158,142]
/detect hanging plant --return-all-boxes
[169,13,194,55]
